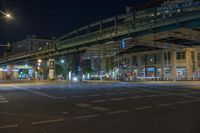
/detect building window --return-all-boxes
[132,56,137,66]
[164,52,171,60]
[176,52,185,60]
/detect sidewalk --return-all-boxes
[0,79,200,85]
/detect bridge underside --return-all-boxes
[83,28,200,58]
[82,27,200,81]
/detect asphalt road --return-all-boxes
[0,81,200,133]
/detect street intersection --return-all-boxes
[0,81,200,133]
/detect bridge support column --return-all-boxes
[186,48,199,80]
[161,51,165,81]
[8,64,14,80]
[194,48,199,80]
[48,59,55,81]
[43,59,48,80]
[171,50,177,81]
[186,48,192,80]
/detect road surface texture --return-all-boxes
[0,81,200,133]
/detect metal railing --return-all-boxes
[56,3,200,50]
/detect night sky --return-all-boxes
[0,0,151,51]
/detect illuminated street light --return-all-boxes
[61,59,65,63]
[6,13,12,18]
[0,10,13,19]
[38,59,42,63]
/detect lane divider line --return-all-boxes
[0,124,18,129]
[62,112,68,115]
[89,94,101,97]
[176,101,190,104]
[134,106,153,110]
[157,103,173,107]
[120,92,129,95]
[71,96,86,98]
[106,110,129,115]
[111,98,126,101]
[91,100,107,103]
[91,106,110,111]
[73,114,99,120]
[76,103,92,108]
[31,118,64,125]
[147,95,158,98]
[105,93,116,96]
[128,96,144,99]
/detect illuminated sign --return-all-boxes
[157,0,200,12]
[120,39,126,49]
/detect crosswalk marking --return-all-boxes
[0,94,9,104]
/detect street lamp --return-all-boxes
[0,10,13,19]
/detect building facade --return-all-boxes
[0,36,54,80]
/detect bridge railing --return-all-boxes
[56,6,200,49]
[56,4,200,50]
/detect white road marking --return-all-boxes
[176,94,199,99]
[147,95,158,98]
[0,124,18,129]
[31,118,64,125]
[192,99,200,102]
[105,93,116,96]
[106,110,129,115]
[89,94,101,97]
[91,100,107,103]
[0,97,6,100]
[0,94,9,104]
[10,86,66,99]
[134,106,153,110]
[157,103,173,107]
[54,96,67,99]
[62,112,68,115]
[111,98,126,101]
[120,92,129,95]
[71,95,86,98]
[0,100,9,103]
[91,106,109,111]
[73,114,99,119]
[76,103,92,108]
[176,101,190,104]
[161,94,173,96]
[128,96,143,99]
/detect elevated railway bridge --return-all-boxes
[1,1,200,81]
